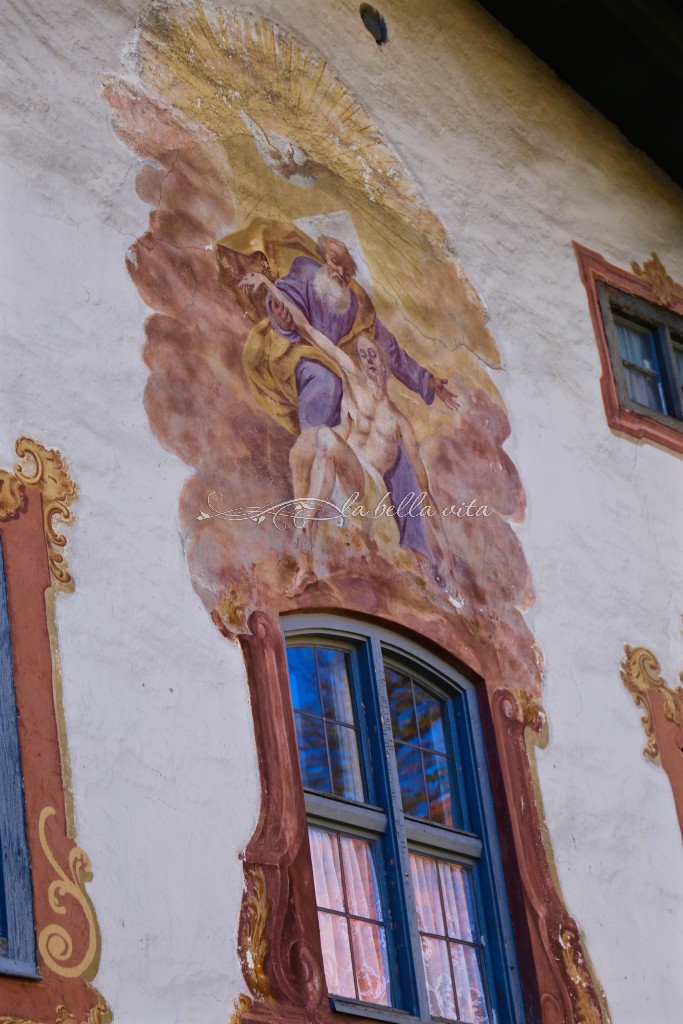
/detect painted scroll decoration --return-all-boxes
[0,439,109,1024]
[621,644,683,839]
[105,5,608,1022]
[630,252,683,306]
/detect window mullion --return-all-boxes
[368,636,432,1023]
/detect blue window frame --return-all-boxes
[284,615,525,1024]
[598,283,683,429]
[0,537,38,977]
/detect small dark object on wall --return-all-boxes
[360,4,388,45]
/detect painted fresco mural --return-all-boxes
[103,3,538,693]
[104,6,609,1022]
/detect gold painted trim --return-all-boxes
[621,645,683,762]
[37,807,98,980]
[630,252,683,307]
[242,866,273,1001]
[45,588,77,839]
[229,993,252,1024]
[0,996,111,1024]
[561,928,604,1024]
[0,438,78,838]
[500,686,547,737]
[0,437,77,590]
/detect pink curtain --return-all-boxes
[409,853,489,1024]
[309,827,391,1006]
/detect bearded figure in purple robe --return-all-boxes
[218,223,458,593]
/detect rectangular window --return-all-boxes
[598,283,683,429]
[0,537,37,977]
[285,622,525,1024]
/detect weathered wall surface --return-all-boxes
[1,1,682,1022]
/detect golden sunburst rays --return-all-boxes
[123,2,500,371]
[131,4,447,246]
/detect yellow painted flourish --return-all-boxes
[631,252,683,306]
[242,866,273,1001]
[561,929,605,1024]
[0,436,77,589]
[38,807,98,980]
[621,644,683,762]
[0,997,110,1024]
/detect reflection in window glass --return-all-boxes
[309,827,391,1006]
[410,853,490,1024]
[287,646,364,802]
[386,667,455,826]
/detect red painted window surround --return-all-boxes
[574,241,683,455]
[233,612,608,1024]
[0,446,107,1024]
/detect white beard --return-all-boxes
[313,264,352,313]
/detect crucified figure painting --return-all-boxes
[239,271,457,599]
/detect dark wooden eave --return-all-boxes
[475,0,683,190]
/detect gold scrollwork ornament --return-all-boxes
[621,645,683,762]
[229,993,252,1024]
[0,437,77,589]
[38,807,98,980]
[55,999,112,1024]
[499,687,546,735]
[560,928,606,1024]
[242,866,274,1001]
[631,252,683,307]
[0,999,110,1024]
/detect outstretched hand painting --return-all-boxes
[104,3,539,692]
[236,245,458,598]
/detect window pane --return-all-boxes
[410,853,445,935]
[350,920,392,1005]
[451,944,489,1024]
[309,828,345,911]
[439,862,475,941]
[387,667,457,826]
[311,829,391,1007]
[386,668,418,743]
[421,936,457,1020]
[616,320,656,369]
[424,750,453,826]
[395,742,429,819]
[623,365,664,411]
[414,684,447,752]
[411,853,492,1024]
[286,647,322,716]
[318,911,355,998]
[294,712,331,793]
[327,722,364,801]
[615,320,665,411]
[341,836,383,920]
[317,648,354,724]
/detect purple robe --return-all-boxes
[268,257,435,560]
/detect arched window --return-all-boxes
[283,615,525,1024]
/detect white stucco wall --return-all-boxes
[1,1,682,1022]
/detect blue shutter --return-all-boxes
[0,536,37,974]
